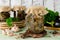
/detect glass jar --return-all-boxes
[13,6,26,20]
[12,6,26,27]
[0,6,11,22]
[25,6,48,33]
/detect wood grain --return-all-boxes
[44,26,60,31]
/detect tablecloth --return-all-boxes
[0,30,60,40]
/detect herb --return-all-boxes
[47,21,54,27]
[6,17,20,27]
[44,8,59,26]
[6,17,12,27]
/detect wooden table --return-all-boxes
[44,26,60,31]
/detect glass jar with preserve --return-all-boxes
[13,6,26,20]
[25,6,48,33]
[12,6,26,28]
[0,6,11,22]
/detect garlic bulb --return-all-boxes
[11,24,20,32]
[2,30,7,35]
[5,29,15,36]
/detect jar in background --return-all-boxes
[0,6,11,22]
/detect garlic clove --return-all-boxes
[11,25,20,32]
[2,30,7,35]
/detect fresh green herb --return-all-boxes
[6,17,13,27]
[47,21,54,27]
[6,17,20,27]
[44,8,59,26]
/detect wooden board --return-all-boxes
[44,26,60,31]
[0,21,25,30]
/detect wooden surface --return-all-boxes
[0,27,9,30]
[0,21,25,30]
[0,25,60,31]
[44,26,60,31]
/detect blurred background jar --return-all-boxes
[12,6,26,28]
[12,6,26,20]
[0,6,11,22]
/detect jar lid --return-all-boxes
[0,6,11,12]
[26,6,48,16]
[13,6,26,11]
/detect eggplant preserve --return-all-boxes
[13,6,26,21]
[25,6,48,33]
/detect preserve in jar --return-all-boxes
[25,6,48,33]
[0,6,11,22]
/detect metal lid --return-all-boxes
[13,6,26,11]
[0,6,11,12]
[26,6,48,16]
